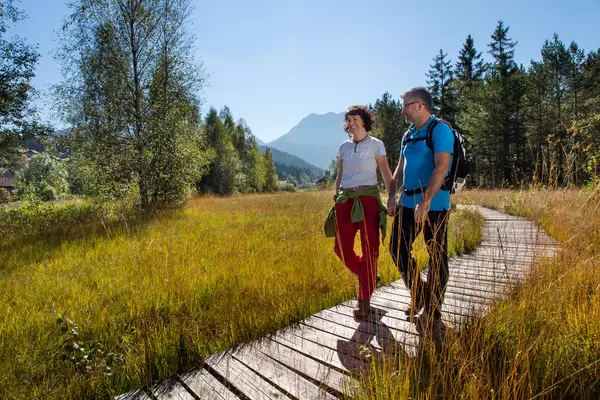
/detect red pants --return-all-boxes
[334,196,380,300]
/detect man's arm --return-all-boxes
[424,152,451,201]
[414,121,454,223]
[414,152,450,222]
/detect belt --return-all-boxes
[344,185,369,192]
[404,187,426,196]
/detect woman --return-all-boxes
[325,105,396,319]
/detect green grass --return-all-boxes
[0,191,484,399]
[359,188,600,400]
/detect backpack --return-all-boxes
[401,118,470,194]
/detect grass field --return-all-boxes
[359,188,600,400]
[0,191,484,399]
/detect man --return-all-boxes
[389,87,454,342]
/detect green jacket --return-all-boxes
[323,185,388,240]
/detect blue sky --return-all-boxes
[7,0,600,143]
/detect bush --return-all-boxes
[0,195,139,241]
[15,153,69,201]
[0,188,11,204]
[278,183,297,192]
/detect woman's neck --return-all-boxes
[352,130,368,143]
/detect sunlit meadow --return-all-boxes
[360,188,600,400]
[0,191,483,399]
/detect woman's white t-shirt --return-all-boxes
[336,135,386,188]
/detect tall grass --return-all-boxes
[0,191,483,399]
[361,188,600,399]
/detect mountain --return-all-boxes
[259,145,324,176]
[267,112,348,169]
[253,136,267,146]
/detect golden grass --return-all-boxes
[360,188,600,400]
[0,191,483,399]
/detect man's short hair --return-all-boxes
[402,87,432,111]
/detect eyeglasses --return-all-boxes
[402,101,419,108]
[402,100,420,108]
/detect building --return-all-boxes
[0,168,15,193]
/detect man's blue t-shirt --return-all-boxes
[399,115,454,211]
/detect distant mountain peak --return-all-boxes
[266,111,348,169]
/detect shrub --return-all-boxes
[0,188,11,204]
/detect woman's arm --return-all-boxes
[334,159,343,200]
[376,155,395,196]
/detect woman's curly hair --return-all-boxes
[344,105,375,133]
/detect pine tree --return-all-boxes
[540,33,572,184]
[487,20,525,185]
[455,34,486,84]
[454,34,487,183]
[426,49,456,124]
[524,60,554,183]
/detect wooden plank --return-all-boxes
[375,284,490,316]
[333,295,483,334]
[204,352,288,400]
[300,314,384,351]
[476,243,560,253]
[449,265,526,283]
[250,336,354,395]
[270,329,368,375]
[449,270,525,286]
[308,308,421,358]
[287,320,396,366]
[151,378,195,400]
[179,369,240,400]
[456,254,537,267]
[451,264,525,279]
[451,254,531,268]
[318,307,419,345]
[392,264,510,296]
[483,233,557,240]
[449,265,522,281]
[480,238,556,245]
[288,320,364,352]
[287,322,389,366]
[230,344,338,400]
[114,389,152,400]
[476,237,556,246]
[323,308,421,354]
[382,280,493,304]
[449,271,523,286]
[369,290,486,321]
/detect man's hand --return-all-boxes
[414,198,430,223]
[387,195,396,216]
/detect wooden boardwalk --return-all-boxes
[116,206,559,400]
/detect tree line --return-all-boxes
[367,20,600,189]
[1,0,278,208]
[3,3,599,211]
